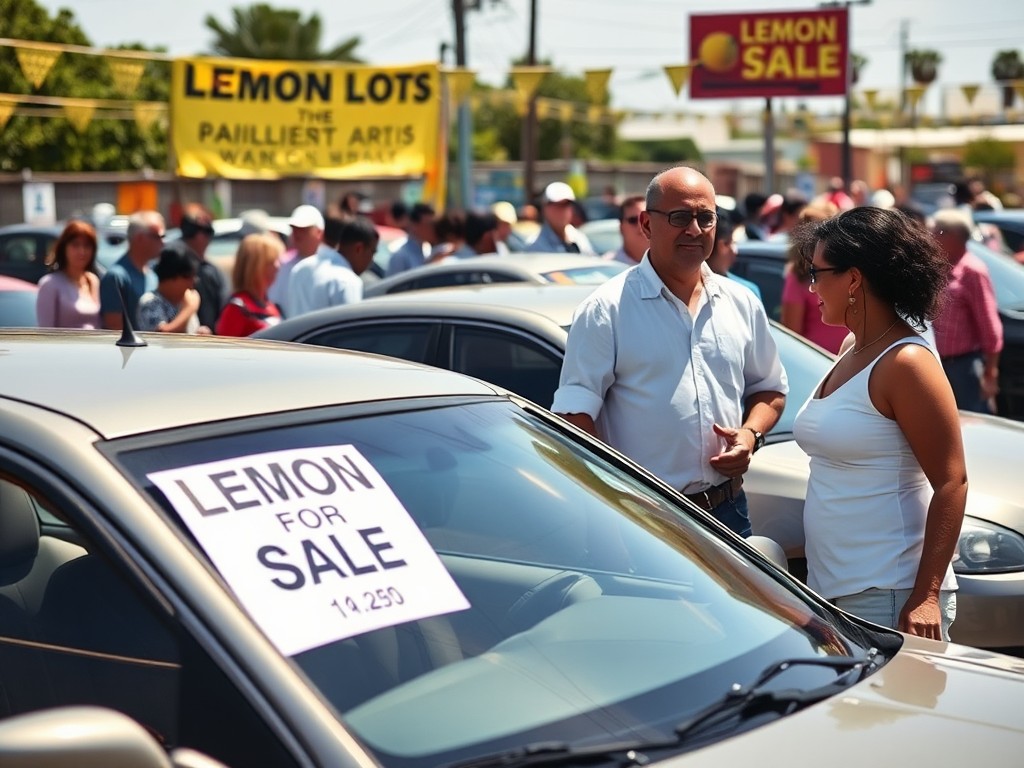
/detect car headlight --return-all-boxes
[953,517,1024,574]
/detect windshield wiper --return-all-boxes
[445,651,881,768]
[674,650,881,742]
[444,739,676,768]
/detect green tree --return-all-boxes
[905,49,942,85]
[469,65,615,162]
[991,50,1024,110]
[851,51,868,85]
[205,4,363,61]
[0,0,169,172]
[963,137,1015,186]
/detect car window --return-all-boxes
[542,263,626,285]
[450,325,562,407]
[738,257,785,321]
[390,270,510,294]
[0,472,299,767]
[969,242,1024,309]
[305,321,437,363]
[0,236,40,265]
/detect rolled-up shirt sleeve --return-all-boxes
[551,299,616,419]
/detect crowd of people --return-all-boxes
[32,169,1012,640]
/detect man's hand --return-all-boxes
[708,423,753,478]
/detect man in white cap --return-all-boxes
[526,181,594,254]
[268,204,324,317]
[490,201,519,255]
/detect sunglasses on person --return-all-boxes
[623,215,641,225]
[808,264,843,283]
[646,208,717,230]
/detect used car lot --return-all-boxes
[259,283,1024,653]
[3,329,1024,766]
[363,253,627,298]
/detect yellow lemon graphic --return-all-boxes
[699,32,739,73]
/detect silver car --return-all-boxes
[363,253,627,299]
[259,283,1024,653]
[4,329,1024,765]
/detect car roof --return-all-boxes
[0,331,498,439]
[365,253,622,294]
[0,223,64,235]
[0,275,38,291]
[736,239,788,258]
[258,283,596,342]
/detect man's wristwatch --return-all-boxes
[743,427,765,453]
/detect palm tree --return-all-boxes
[205,4,363,62]
[850,52,868,86]
[992,50,1024,110]
[905,49,942,85]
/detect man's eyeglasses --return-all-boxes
[808,264,841,284]
[646,208,717,230]
[145,229,165,240]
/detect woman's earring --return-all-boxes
[848,295,857,314]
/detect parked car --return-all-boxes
[578,218,621,256]
[733,237,1024,422]
[973,208,1024,256]
[4,328,1024,765]
[258,283,1024,654]
[364,253,626,298]
[0,275,38,327]
[0,223,62,284]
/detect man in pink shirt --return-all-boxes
[930,209,1003,413]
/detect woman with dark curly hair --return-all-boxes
[790,206,965,641]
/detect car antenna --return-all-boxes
[115,284,147,348]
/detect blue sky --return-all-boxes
[39,0,1024,115]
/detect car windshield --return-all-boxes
[969,241,1024,310]
[116,398,888,767]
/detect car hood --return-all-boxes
[675,638,1024,766]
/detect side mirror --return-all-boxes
[747,535,789,572]
[0,706,172,768]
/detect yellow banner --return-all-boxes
[663,64,693,97]
[861,88,878,111]
[509,67,551,102]
[0,100,15,130]
[170,57,442,179]
[584,68,612,103]
[111,59,145,97]
[960,84,980,106]
[63,103,95,132]
[443,68,476,106]
[16,49,59,89]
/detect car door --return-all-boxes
[442,323,564,408]
[0,456,304,767]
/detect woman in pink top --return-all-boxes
[780,201,848,353]
[36,220,101,329]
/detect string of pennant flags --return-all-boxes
[2,36,1022,135]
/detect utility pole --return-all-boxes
[898,19,909,115]
[522,0,538,206]
[452,0,473,209]
[820,0,871,190]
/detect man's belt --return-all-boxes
[683,477,743,512]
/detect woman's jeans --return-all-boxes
[833,588,957,640]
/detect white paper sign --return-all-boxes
[149,445,470,656]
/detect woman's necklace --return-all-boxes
[852,319,899,355]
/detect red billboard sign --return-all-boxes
[689,8,848,99]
